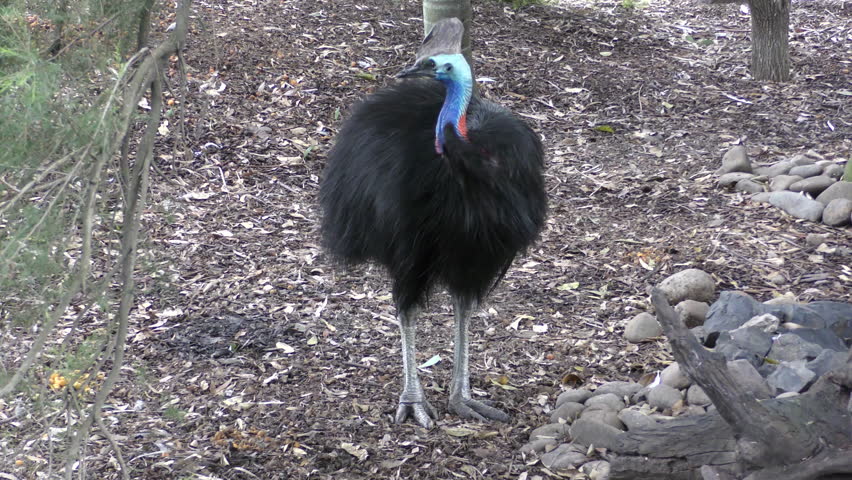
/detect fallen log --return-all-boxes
[607,288,852,480]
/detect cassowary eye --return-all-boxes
[425,59,436,68]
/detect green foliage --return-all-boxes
[844,158,851,182]
[163,406,188,422]
[620,0,650,10]
[498,0,552,9]
[0,0,149,327]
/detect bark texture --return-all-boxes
[749,0,791,81]
[607,288,852,479]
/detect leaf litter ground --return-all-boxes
[5,0,852,478]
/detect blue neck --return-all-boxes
[435,77,472,153]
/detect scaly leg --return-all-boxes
[448,296,510,422]
[394,307,437,428]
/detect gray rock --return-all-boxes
[685,405,706,416]
[823,163,845,179]
[581,460,611,480]
[690,325,708,344]
[805,233,829,247]
[764,293,798,305]
[520,437,558,454]
[768,333,825,362]
[675,300,709,327]
[735,179,764,194]
[726,359,772,399]
[822,198,852,226]
[686,384,712,406]
[715,327,772,366]
[581,406,627,430]
[618,408,658,430]
[815,181,852,205]
[624,312,662,343]
[585,393,626,412]
[763,301,852,330]
[550,401,585,423]
[717,145,752,174]
[631,386,650,404]
[593,381,643,399]
[789,176,836,195]
[705,291,763,333]
[768,191,825,222]
[784,327,847,353]
[805,302,852,339]
[770,174,804,192]
[741,313,780,333]
[647,384,682,411]
[556,388,593,408]
[788,164,823,178]
[806,349,847,378]
[661,362,691,389]
[658,268,716,304]
[754,161,793,177]
[569,418,623,449]
[529,423,571,442]
[540,443,589,469]
[718,172,755,188]
[766,360,816,394]
[751,192,772,203]
[789,154,815,167]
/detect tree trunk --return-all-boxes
[422,0,473,70]
[843,158,852,182]
[749,0,791,81]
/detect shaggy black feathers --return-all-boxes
[320,79,546,312]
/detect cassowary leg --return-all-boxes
[394,307,437,428]
[448,296,510,422]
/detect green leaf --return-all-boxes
[594,125,615,134]
[557,282,580,291]
[491,378,519,390]
[355,72,376,81]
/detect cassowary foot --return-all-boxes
[395,397,438,428]
[448,394,510,422]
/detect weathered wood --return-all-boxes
[609,412,739,480]
[613,411,735,459]
[649,288,852,469]
[744,448,852,480]
[609,291,852,479]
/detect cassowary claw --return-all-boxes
[395,400,438,428]
[448,394,509,423]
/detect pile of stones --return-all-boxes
[715,146,851,227]
[520,268,852,479]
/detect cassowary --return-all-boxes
[320,21,547,428]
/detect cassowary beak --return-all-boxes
[396,64,434,79]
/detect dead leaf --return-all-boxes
[340,442,368,461]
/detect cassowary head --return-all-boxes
[397,53,474,153]
[397,53,472,86]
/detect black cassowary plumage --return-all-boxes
[320,26,546,427]
[320,80,546,311]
